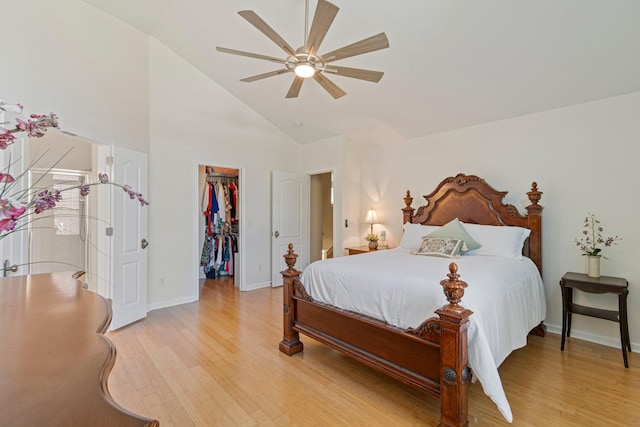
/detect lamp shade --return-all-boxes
[364,208,378,224]
[364,208,378,236]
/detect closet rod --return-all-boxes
[206,166,238,177]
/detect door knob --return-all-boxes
[274,231,280,238]
[141,238,149,249]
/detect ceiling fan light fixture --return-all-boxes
[294,62,316,78]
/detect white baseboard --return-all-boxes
[545,322,635,352]
[243,281,271,291]
[147,294,198,312]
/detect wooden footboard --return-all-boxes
[279,244,472,427]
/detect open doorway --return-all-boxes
[310,172,334,263]
[28,168,90,275]
[198,165,240,289]
[27,130,105,293]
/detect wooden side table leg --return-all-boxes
[560,281,567,351]
[566,287,573,338]
[619,293,629,368]
[622,291,631,353]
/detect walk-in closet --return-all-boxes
[198,165,239,286]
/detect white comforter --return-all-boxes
[301,248,546,423]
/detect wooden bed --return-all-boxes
[279,173,544,427]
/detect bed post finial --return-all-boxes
[440,262,468,310]
[284,243,299,272]
[402,190,414,224]
[527,182,543,209]
[436,262,472,427]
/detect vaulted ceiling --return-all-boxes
[82,0,640,145]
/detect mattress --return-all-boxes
[300,248,547,422]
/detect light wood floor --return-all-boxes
[108,278,639,426]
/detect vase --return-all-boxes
[368,241,378,249]
[587,256,601,278]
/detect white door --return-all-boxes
[271,171,309,287]
[0,110,29,276]
[110,146,149,330]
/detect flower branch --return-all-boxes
[574,212,621,258]
[0,98,148,239]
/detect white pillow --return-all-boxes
[400,223,441,250]
[462,223,531,259]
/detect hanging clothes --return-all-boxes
[201,169,239,279]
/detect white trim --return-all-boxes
[244,281,272,291]
[546,323,636,352]
[147,295,198,312]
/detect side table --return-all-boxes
[559,272,631,368]
[346,245,378,255]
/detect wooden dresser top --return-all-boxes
[0,272,157,427]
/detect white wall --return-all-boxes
[1,0,149,152]
[147,40,301,306]
[358,91,640,350]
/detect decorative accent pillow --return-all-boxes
[415,237,464,258]
[425,218,481,252]
[462,223,531,259]
[400,223,441,250]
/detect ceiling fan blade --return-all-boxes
[216,47,286,64]
[237,10,297,57]
[313,73,346,99]
[323,66,384,83]
[286,77,305,98]
[322,32,389,64]
[241,69,290,83]
[305,0,339,56]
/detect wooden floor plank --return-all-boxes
[108,278,639,426]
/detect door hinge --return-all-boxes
[106,156,114,166]
[106,227,113,236]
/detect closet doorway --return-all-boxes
[198,165,240,289]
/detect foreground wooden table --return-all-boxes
[0,272,158,427]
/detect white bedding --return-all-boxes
[301,248,546,423]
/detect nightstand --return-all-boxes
[559,272,630,367]
[346,245,378,255]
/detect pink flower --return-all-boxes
[0,173,14,183]
[34,189,62,214]
[0,199,26,232]
[0,129,15,149]
[122,185,149,206]
[0,219,18,232]
[98,173,109,183]
[14,113,58,138]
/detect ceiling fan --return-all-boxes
[216,0,389,99]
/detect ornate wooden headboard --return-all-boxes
[402,173,543,273]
